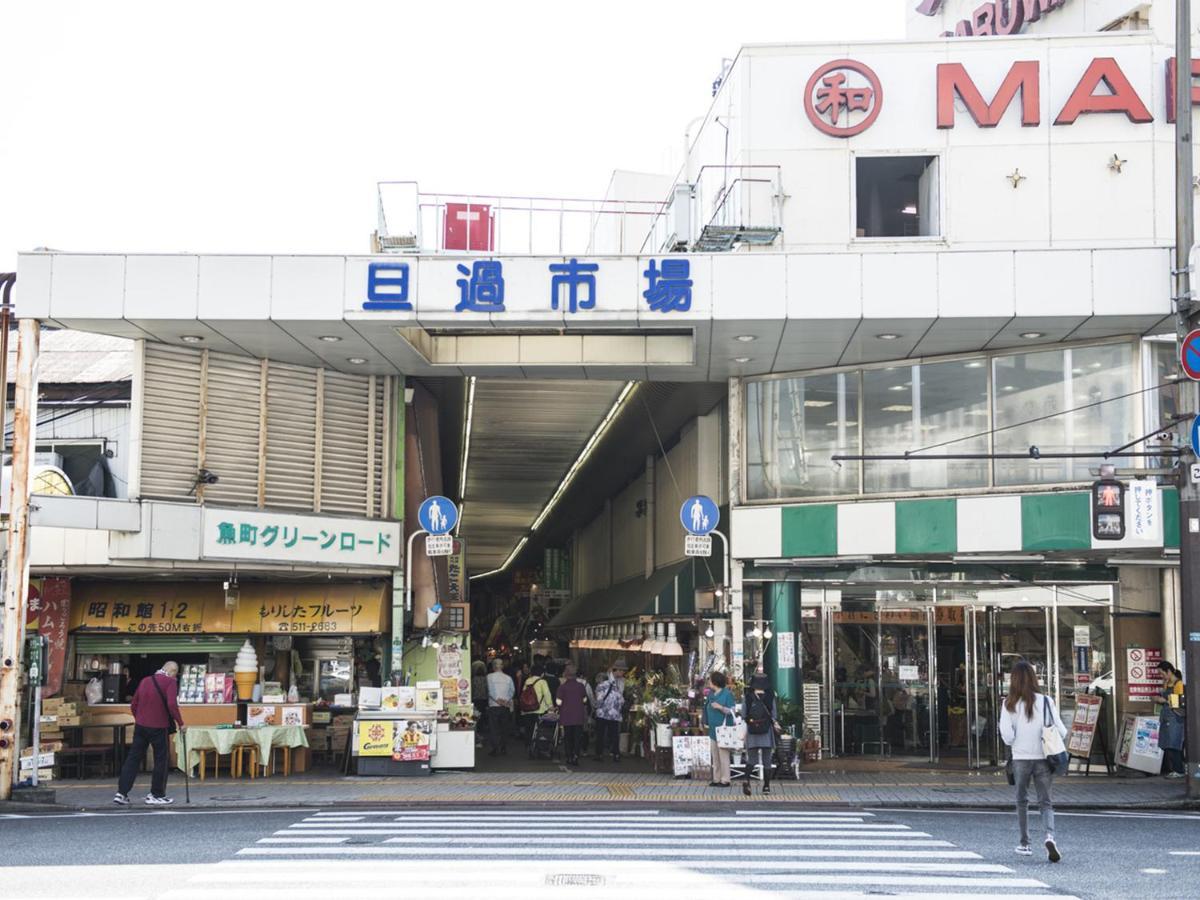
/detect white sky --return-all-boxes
[0,1,904,270]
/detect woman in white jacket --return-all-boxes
[999,660,1068,863]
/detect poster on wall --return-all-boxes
[1126,647,1162,703]
[357,720,394,756]
[437,643,468,705]
[392,719,433,761]
[777,632,796,670]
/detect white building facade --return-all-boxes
[13,1,1198,767]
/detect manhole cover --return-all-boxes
[205,795,267,802]
[546,874,605,887]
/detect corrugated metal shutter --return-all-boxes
[140,343,202,499]
[73,634,242,654]
[371,377,388,517]
[321,371,371,515]
[265,362,318,510]
[202,353,262,506]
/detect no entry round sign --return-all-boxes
[1181,329,1200,381]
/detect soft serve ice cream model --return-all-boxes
[233,640,259,700]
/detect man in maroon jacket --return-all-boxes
[114,660,186,806]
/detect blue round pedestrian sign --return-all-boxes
[680,495,719,536]
[1182,329,1200,381]
[418,495,458,535]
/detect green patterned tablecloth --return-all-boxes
[174,725,309,775]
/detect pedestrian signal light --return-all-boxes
[1092,478,1125,541]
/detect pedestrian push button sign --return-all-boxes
[418,496,458,535]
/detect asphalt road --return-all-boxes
[0,803,1197,899]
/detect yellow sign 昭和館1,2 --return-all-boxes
[357,720,394,756]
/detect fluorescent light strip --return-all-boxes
[469,381,637,581]
[456,376,477,535]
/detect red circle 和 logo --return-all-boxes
[804,59,883,138]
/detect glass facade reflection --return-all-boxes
[746,339,1157,501]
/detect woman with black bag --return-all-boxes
[999,660,1068,863]
[742,673,780,796]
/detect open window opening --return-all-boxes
[855,155,940,238]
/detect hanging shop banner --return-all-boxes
[200,508,401,568]
[833,607,964,626]
[447,539,467,604]
[776,632,796,670]
[1067,693,1103,759]
[1126,647,1162,703]
[437,642,468,706]
[71,583,387,635]
[26,578,70,695]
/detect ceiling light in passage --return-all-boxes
[347,357,367,365]
[875,333,901,341]
[889,385,906,392]
[1020,331,1044,339]
[803,400,832,408]
[964,361,984,368]
[882,404,913,412]
[319,335,342,343]
[735,335,757,343]
[733,357,752,364]
[180,335,203,344]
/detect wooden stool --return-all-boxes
[233,745,258,779]
[196,749,233,780]
[268,745,292,777]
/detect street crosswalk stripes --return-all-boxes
[151,808,1086,899]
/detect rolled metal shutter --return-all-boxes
[321,371,371,515]
[140,343,202,500]
[201,353,262,506]
[265,362,318,510]
[371,377,388,517]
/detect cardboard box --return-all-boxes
[56,716,81,727]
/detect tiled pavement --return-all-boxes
[27,764,1191,810]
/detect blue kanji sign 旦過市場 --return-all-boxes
[362,257,698,315]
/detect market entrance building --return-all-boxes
[7,1,1194,782]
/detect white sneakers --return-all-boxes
[112,792,129,806]
[1045,838,1062,863]
[144,794,174,805]
[1015,844,1032,856]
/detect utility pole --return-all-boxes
[0,319,39,799]
[1174,0,1200,799]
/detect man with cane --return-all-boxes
[113,660,186,806]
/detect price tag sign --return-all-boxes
[684,534,712,557]
[426,534,454,557]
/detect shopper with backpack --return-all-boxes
[743,673,780,795]
[519,663,553,747]
[999,660,1068,863]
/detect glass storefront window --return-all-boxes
[746,373,860,500]
[863,359,988,493]
[1145,339,1181,468]
[992,343,1137,486]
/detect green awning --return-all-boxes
[547,561,689,630]
[73,634,246,655]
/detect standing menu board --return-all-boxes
[1066,693,1102,758]
[1116,713,1163,774]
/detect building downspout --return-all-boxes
[645,455,655,580]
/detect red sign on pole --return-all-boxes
[1181,329,1200,381]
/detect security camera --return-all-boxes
[197,468,219,485]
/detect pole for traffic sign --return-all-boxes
[1173,0,1200,798]
[405,529,428,613]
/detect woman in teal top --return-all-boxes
[705,671,736,788]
